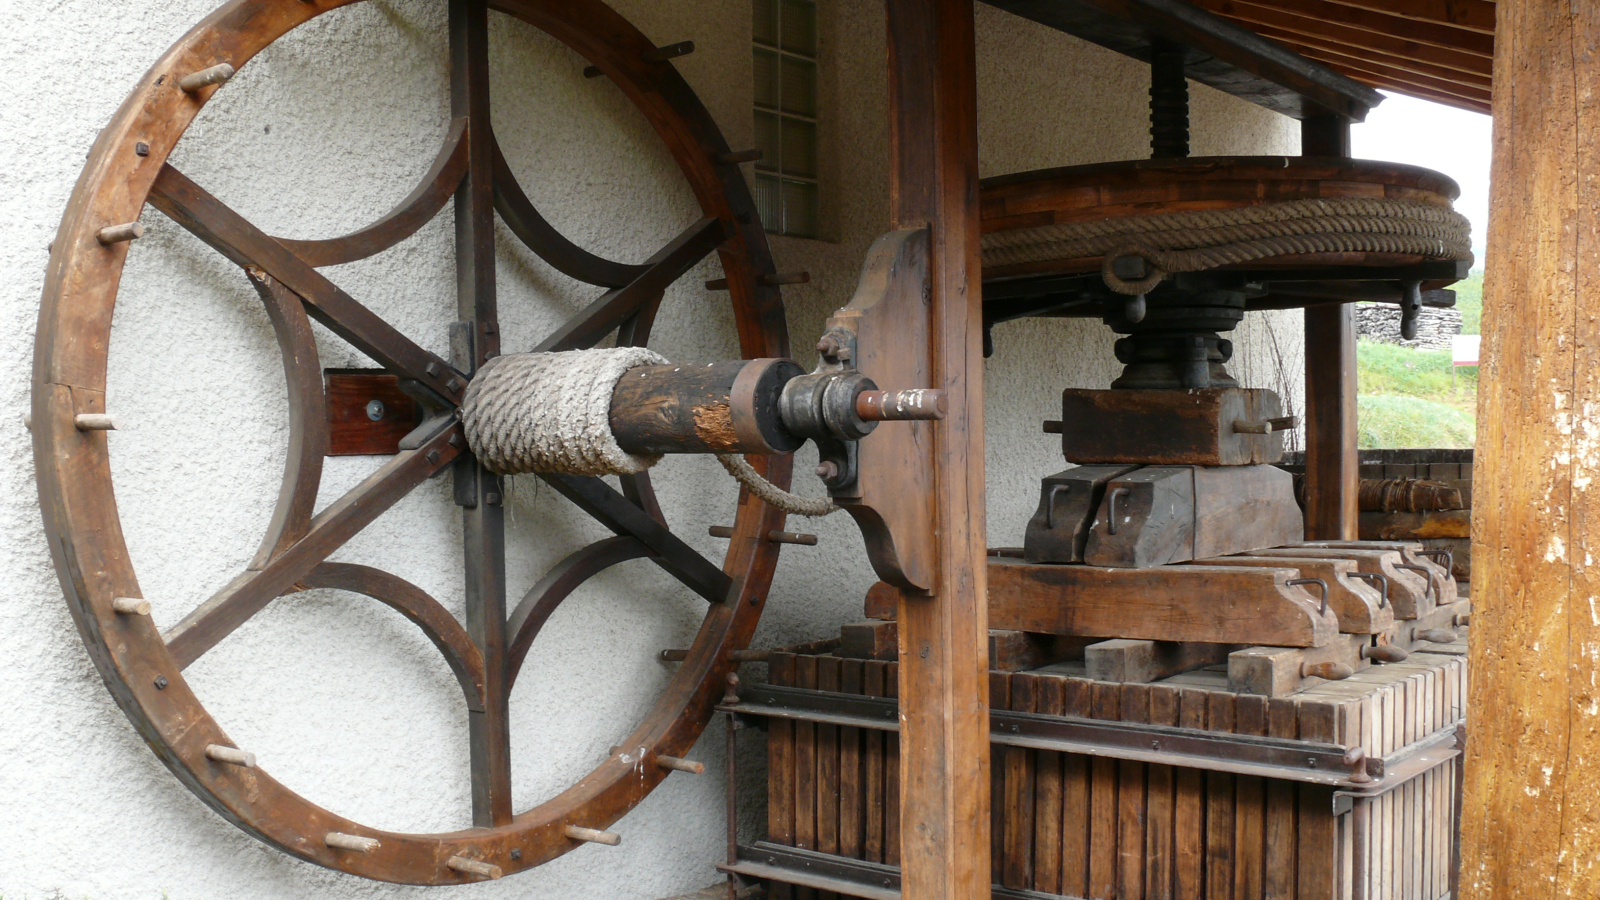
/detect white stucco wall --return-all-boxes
[0,1,1301,897]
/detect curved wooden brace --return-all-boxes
[274,118,469,268]
[297,562,486,710]
[491,138,648,288]
[505,536,653,691]
[246,270,326,568]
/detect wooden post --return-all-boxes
[1461,2,1600,896]
[884,2,991,897]
[1301,112,1358,540]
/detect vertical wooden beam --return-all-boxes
[1302,112,1359,540]
[1462,2,1600,897]
[449,0,511,827]
[884,1,992,898]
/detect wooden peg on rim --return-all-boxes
[325,832,380,853]
[178,63,235,93]
[704,277,730,291]
[642,41,694,62]
[73,413,116,431]
[659,648,768,663]
[716,149,762,164]
[446,856,502,879]
[564,825,621,846]
[656,755,705,774]
[96,222,143,245]
[111,596,150,616]
[204,744,255,767]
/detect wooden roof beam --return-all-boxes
[1197,0,1493,57]
[1190,0,1493,76]
[1340,70,1492,114]
[1247,24,1491,89]
[1317,0,1496,35]
[1291,45,1491,102]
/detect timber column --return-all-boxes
[885,1,992,898]
[1461,1,1600,896]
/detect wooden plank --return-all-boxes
[1061,678,1093,898]
[1003,674,1038,891]
[1034,676,1065,895]
[885,3,991,897]
[1266,697,1300,900]
[1298,702,1339,900]
[795,656,819,854]
[769,652,797,849]
[1234,694,1269,900]
[1119,685,1150,900]
[817,657,841,858]
[1186,0,1492,75]
[886,662,900,868]
[1089,681,1122,900]
[1193,0,1494,56]
[863,660,887,864]
[1303,302,1358,541]
[1146,684,1180,900]
[988,559,1339,646]
[839,659,865,860]
[1206,693,1237,900]
[1175,688,1209,899]
[991,672,1010,888]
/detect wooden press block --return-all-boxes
[1292,539,1457,603]
[1251,547,1434,619]
[863,581,897,620]
[1055,387,1287,466]
[988,558,1339,646]
[1226,634,1368,697]
[1389,598,1470,653]
[1083,638,1232,683]
[1084,464,1303,568]
[1023,465,1138,563]
[1195,555,1394,634]
[839,620,897,660]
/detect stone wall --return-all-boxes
[1356,303,1463,350]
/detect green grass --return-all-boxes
[1356,337,1477,449]
[1357,395,1476,449]
[1452,270,1483,335]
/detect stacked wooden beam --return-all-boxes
[760,642,1466,900]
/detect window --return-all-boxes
[753,0,819,238]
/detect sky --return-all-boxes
[1351,91,1493,258]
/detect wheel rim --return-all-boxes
[33,0,791,883]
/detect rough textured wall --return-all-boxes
[0,1,1298,898]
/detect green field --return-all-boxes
[1355,272,1480,449]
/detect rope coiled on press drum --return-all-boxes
[979,197,1474,295]
[459,348,839,517]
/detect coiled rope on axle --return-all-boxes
[459,347,839,516]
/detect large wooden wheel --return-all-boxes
[33,0,792,884]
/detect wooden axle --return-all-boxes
[325,832,381,853]
[204,744,255,767]
[564,825,621,846]
[610,359,803,456]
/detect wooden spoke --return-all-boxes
[297,563,486,709]
[164,421,463,668]
[274,118,470,268]
[505,536,653,691]
[149,164,464,405]
[245,271,327,568]
[492,139,649,288]
[539,473,733,603]
[532,216,728,352]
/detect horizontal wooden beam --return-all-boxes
[1293,44,1492,104]
[1194,0,1492,76]
[1264,31,1491,91]
[1330,68,1491,114]
[1196,0,1492,58]
[1319,0,1496,35]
